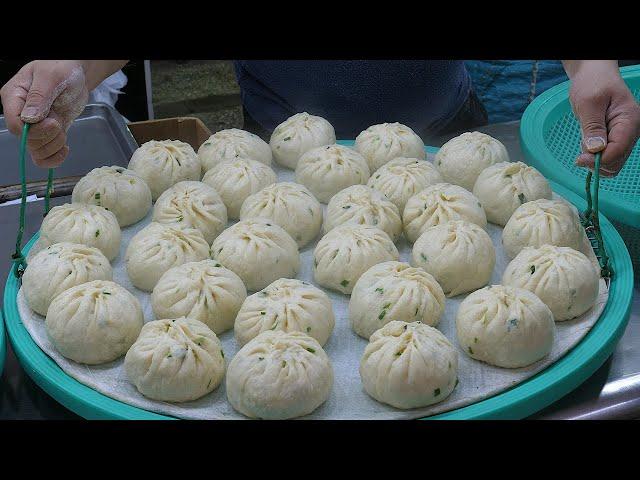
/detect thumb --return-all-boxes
[20,73,62,124]
[577,102,608,154]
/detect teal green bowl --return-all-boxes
[0,308,6,377]
[3,145,634,419]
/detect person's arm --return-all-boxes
[562,60,640,176]
[0,60,128,168]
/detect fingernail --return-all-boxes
[585,136,606,152]
[21,106,39,118]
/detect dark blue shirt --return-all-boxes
[234,60,471,138]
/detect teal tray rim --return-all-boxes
[0,307,6,377]
[3,146,634,420]
[519,64,640,228]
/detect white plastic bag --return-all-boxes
[88,70,128,107]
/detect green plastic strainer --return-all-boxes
[520,64,640,228]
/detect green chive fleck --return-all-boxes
[420,253,427,262]
[306,326,311,333]
[378,310,387,320]
[375,287,384,294]
[530,265,536,274]
[95,230,100,237]
[306,347,316,354]
[94,193,101,200]
[281,360,286,368]
[103,291,111,295]
[468,346,474,354]
[342,205,351,209]
[260,311,266,315]
[340,279,349,287]
[518,193,526,204]
[283,136,291,141]
[434,388,441,397]
[220,350,224,358]
[474,337,478,343]
[383,303,391,309]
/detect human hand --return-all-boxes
[566,60,640,177]
[0,60,90,168]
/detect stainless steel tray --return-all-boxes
[0,103,139,187]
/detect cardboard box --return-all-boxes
[128,117,212,150]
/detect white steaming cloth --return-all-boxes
[17,158,608,419]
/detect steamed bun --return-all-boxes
[40,203,121,261]
[226,330,333,419]
[128,140,200,201]
[125,222,210,291]
[324,184,402,242]
[239,182,322,248]
[295,144,370,203]
[125,317,225,402]
[151,260,247,334]
[355,123,426,171]
[435,131,509,191]
[349,261,445,339]
[502,245,599,321]
[72,166,152,227]
[456,285,555,368]
[22,242,113,316]
[211,218,300,291]
[502,199,586,259]
[472,161,552,226]
[402,183,487,243]
[45,280,143,364]
[313,224,399,294]
[152,180,227,244]
[269,112,336,169]
[198,128,272,174]
[235,278,335,346]
[411,221,495,297]
[202,158,277,219]
[360,320,458,409]
[366,157,443,211]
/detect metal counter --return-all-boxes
[0,119,637,419]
